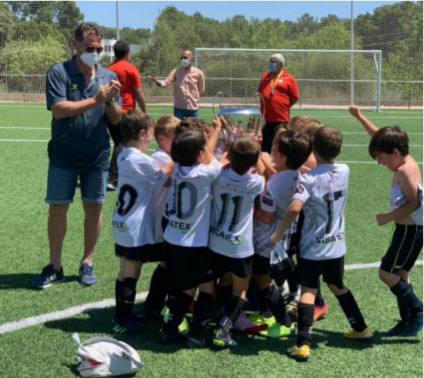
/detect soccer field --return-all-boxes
[0,104,422,377]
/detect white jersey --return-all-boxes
[112,147,168,247]
[164,159,222,247]
[293,163,349,260]
[253,170,299,258]
[209,168,265,258]
[151,147,172,243]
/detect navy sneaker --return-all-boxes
[113,320,145,335]
[78,263,96,287]
[384,320,408,337]
[402,312,423,336]
[32,264,65,289]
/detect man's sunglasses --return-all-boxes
[181,56,189,59]
[79,42,103,54]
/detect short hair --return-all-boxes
[171,130,206,166]
[154,115,180,141]
[175,117,211,136]
[229,137,261,175]
[368,126,409,159]
[289,116,322,138]
[114,40,130,59]
[274,130,312,169]
[74,22,102,42]
[313,126,343,161]
[120,110,154,144]
[270,53,285,66]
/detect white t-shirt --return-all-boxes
[293,163,349,260]
[151,147,172,243]
[164,159,222,247]
[112,147,168,247]
[209,168,265,258]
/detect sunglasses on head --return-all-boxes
[79,42,103,54]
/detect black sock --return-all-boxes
[144,265,168,312]
[246,279,260,312]
[336,290,367,332]
[116,277,137,326]
[164,291,192,335]
[391,279,423,319]
[220,296,246,331]
[297,303,314,347]
[315,284,325,307]
[215,284,233,315]
[260,285,291,326]
[115,279,123,318]
[190,292,214,337]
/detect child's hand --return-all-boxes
[212,115,222,131]
[375,213,391,226]
[348,105,362,120]
[270,233,277,247]
[220,115,228,130]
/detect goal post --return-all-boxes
[194,48,382,112]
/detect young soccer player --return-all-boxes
[271,126,373,361]
[208,136,265,347]
[112,111,173,334]
[252,130,312,338]
[139,115,179,320]
[368,126,423,336]
[161,117,223,347]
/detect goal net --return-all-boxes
[195,48,382,111]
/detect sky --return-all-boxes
[75,0,401,30]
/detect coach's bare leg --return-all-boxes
[48,204,69,270]
[81,201,103,265]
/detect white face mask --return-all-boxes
[80,52,100,68]
[181,58,191,68]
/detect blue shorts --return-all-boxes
[174,107,199,120]
[45,163,108,204]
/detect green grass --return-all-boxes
[0,104,422,377]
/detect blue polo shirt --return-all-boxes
[46,57,122,172]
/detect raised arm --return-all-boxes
[348,105,379,137]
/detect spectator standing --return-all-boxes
[148,50,205,119]
[257,53,299,153]
[33,22,122,289]
[106,40,147,190]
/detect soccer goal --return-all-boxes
[194,48,382,111]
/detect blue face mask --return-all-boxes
[268,62,277,72]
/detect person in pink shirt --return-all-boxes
[148,50,205,119]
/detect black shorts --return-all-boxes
[163,241,213,291]
[296,256,345,290]
[115,243,164,263]
[211,252,253,279]
[380,224,423,273]
[252,254,271,275]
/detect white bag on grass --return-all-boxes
[73,333,143,377]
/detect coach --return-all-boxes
[148,49,205,119]
[257,53,299,153]
[32,22,122,289]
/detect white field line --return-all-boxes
[0,260,422,335]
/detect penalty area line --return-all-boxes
[0,260,422,335]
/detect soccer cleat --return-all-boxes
[106,182,117,191]
[286,299,299,317]
[384,320,408,337]
[313,302,328,321]
[112,319,145,335]
[160,331,186,345]
[234,312,269,334]
[136,306,162,322]
[161,306,189,335]
[287,344,310,361]
[212,328,237,348]
[343,326,374,339]
[32,264,65,289]
[402,312,423,336]
[249,312,276,327]
[186,334,207,349]
[259,322,295,338]
[78,263,96,286]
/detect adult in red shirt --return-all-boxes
[106,40,147,190]
[257,53,299,153]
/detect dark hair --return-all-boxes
[368,126,409,159]
[171,130,206,166]
[74,22,102,42]
[120,110,154,144]
[229,137,261,175]
[313,126,342,161]
[114,40,130,59]
[175,117,210,136]
[274,130,312,169]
